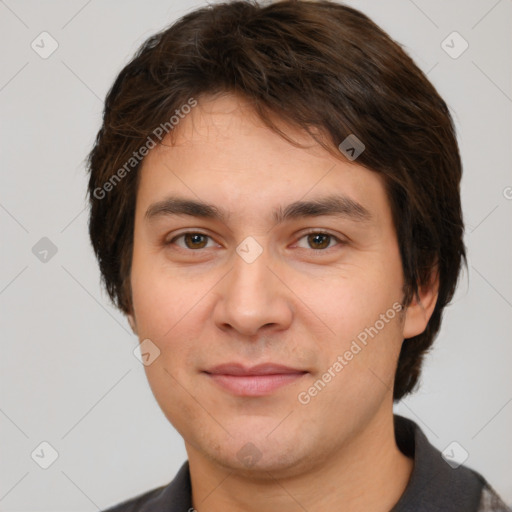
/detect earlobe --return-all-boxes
[127,313,138,335]
[402,270,439,339]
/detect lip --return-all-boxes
[204,363,307,396]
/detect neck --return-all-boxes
[186,408,413,512]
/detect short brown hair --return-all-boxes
[87,0,466,401]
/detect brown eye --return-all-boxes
[307,233,331,250]
[168,232,214,250]
[296,232,341,250]
[184,233,208,249]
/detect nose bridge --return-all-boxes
[214,239,292,335]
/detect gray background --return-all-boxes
[1,0,511,510]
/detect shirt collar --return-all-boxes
[132,414,484,511]
[391,414,483,511]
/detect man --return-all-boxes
[87,1,510,510]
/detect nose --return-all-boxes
[212,242,293,337]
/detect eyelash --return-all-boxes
[165,230,345,252]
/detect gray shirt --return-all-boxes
[103,415,511,511]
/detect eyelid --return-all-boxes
[293,229,346,250]
[166,230,219,248]
[165,229,347,251]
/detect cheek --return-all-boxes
[130,259,206,377]
[299,265,402,337]
[296,263,405,386]
[130,255,194,338]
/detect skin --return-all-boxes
[127,93,438,511]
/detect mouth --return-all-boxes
[203,363,308,397]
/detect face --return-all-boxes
[128,93,431,477]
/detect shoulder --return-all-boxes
[102,484,169,512]
[101,461,192,512]
[477,483,512,512]
[393,415,511,511]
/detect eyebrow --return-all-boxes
[144,194,372,225]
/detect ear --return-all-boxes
[402,269,439,339]
[127,312,138,335]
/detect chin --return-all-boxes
[199,427,316,479]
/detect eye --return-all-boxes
[295,231,343,250]
[165,230,344,252]
[168,232,217,250]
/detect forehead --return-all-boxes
[136,93,391,226]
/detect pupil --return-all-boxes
[310,233,329,249]
[183,234,330,250]
[186,234,206,249]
